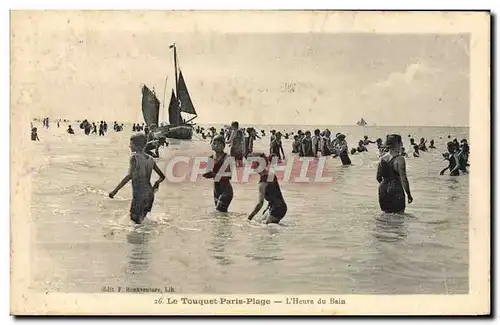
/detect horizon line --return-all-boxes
[36,118,469,129]
[196,123,469,128]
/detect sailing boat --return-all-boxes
[357,118,367,126]
[141,43,196,140]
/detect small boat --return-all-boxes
[141,43,196,140]
[357,118,367,126]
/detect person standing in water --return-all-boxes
[300,131,314,157]
[440,142,461,176]
[375,138,384,155]
[269,130,277,145]
[203,135,234,213]
[429,139,436,149]
[67,125,75,134]
[99,121,105,136]
[31,127,40,141]
[377,134,413,213]
[459,139,470,165]
[376,134,413,214]
[84,121,91,135]
[245,127,259,158]
[226,121,245,168]
[292,135,301,154]
[321,129,332,156]
[334,134,351,165]
[312,129,323,157]
[270,132,285,162]
[109,133,166,224]
[247,153,287,224]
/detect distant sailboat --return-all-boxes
[357,118,367,126]
[141,85,160,126]
[141,43,196,140]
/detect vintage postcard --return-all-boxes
[10,10,490,315]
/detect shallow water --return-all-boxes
[29,124,469,294]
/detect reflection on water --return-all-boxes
[247,227,284,265]
[30,125,469,294]
[126,230,151,276]
[209,214,234,266]
[372,213,408,243]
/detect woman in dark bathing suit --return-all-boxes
[247,153,287,224]
[376,134,413,214]
[203,135,234,213]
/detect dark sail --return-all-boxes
[141,85,160,126]
[177,70,197,116]
[168,90,182,126]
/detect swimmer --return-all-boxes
[418,138,428,152]
[203,135,234,213]
[356,140,368,153]
[247,153,287,224]
[67,125,75,134]
[429,139,436,149]
[412,145,420,157]
[109,133,166,224]
[362,135,376,146]
[144,136,168,158]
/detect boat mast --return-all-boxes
[173,43,179,97]
[162,76,168,123]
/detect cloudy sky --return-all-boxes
[12,12,470,126]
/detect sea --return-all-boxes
[29,123,469,294]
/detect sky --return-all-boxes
[11,11,470,126]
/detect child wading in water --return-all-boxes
[109,133,166,224]
[247,153,287,224]
[31,127,40,141]
[203,135,234,213]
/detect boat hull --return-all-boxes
[157,125,193,140]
